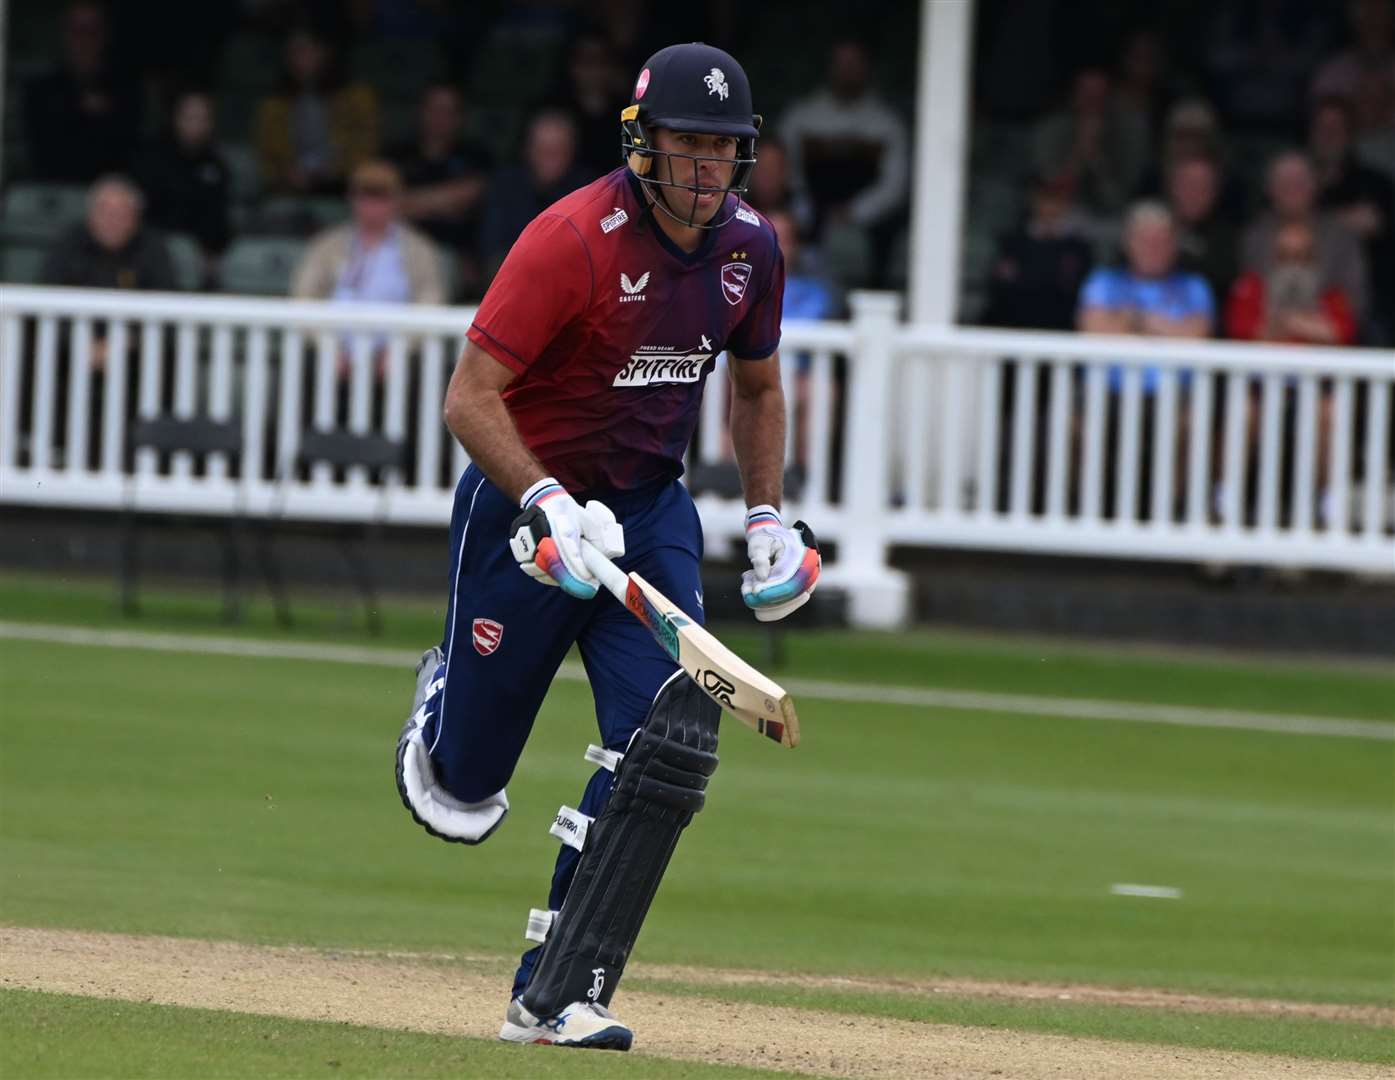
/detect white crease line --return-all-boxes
[2,621,1391,743]
[1111,884,1183,900]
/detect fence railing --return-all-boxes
[2,286,1391,626]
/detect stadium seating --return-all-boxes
[1,182,87,243]
[218,236,306,295]
[164,232,203,292]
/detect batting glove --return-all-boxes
[509,477,624,600]
[741,504,821,622]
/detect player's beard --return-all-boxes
[651,162,734,229]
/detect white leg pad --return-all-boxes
[549,804,593,851]
[399,729,509,843]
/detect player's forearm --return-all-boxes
[443,382,547,503]
[730,378,787,510]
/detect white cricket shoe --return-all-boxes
[498,997,633,1051]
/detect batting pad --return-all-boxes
[395,728,509,845]
[519,673,719,1019]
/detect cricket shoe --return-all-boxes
[498,998,633,1051]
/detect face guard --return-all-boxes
[622,104,761,230]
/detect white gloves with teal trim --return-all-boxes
[741,504,821,622]
[509,477,624,600]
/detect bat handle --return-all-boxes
[580,539,632,603]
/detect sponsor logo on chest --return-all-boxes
[613,336,716,387]
[600,206,629,234]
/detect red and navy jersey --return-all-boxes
[466,167,784,492]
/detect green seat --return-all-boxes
[2,183,88,243]
[0,240,49,284]
[164,232,203,291]
[219,236,305,296]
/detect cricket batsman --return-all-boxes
[394,42,820,1050]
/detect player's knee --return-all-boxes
[395,723,509,845]
[621,673,721,812]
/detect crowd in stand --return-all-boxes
[983,0,1394,348]
[11,1,912,327]
[8,0,1393,353]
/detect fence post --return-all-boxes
[822,291,910,628]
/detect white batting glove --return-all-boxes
[508,478,624,600]
[741,504,821,622]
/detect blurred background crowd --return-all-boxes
[1,0,1392,348]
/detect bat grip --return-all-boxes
[580,539,631,603]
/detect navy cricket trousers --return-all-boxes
[417,463,708,996]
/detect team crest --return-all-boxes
[720,262,752,306]
[704,68,729,100]
[472,618,504,656]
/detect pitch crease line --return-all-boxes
[1,621,1390,742]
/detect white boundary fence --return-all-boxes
[1,286,1392,626]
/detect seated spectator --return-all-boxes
[42,175,177,375]
[1240,151,1369,325]
[135,90,232,284]
[767,206,842,467]
[42,175,177,293]
[479,111,590,279]
[1166,154,1240,303]
[1309,95,1394,334]
[390,83,493,256]
[983,172,1094,332]
[254,30,379,195]
[291,160,445,307]
[779,38,909,263]
[1225,220,1355,525]
[1225,221,1358,345]
[1078,201,1214,387]
[745,139,815,235]
[23,1,141,182]
[1311,0,1394,104]
[542,33,630,181]
[1206,0,1331,133]
[1032,67,1149,218]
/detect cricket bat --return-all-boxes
[579,540,800,748]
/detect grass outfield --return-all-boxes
[1,571,1392,1072]
[0,990,797,1079]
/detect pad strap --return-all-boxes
[525,907,558,943]
[584,744,624,772]
[548,805,593,852]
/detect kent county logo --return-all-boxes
[619,271,650,302]
[720,262,752,305]
[704,68,728,100]
[600,206,629,233]
[472,618,503,656]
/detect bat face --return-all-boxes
[624,574,799,748]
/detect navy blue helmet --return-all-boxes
[621,42,762,229]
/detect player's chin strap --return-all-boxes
[518,671,720,1019]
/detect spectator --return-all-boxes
[1352,63,1395,177]
[779,38,909,243]
[291,160,445,308]
[42,175,177,293]
[1032,67,1150,218]
[744,139,815,235]
[23,1,141,182]
[1115,29,1173,138]
[135,91,232,283]
[767,206,842,469]
[1135,99,1245,218]
[983,173,1094,331]
[478,111,590,279]
[543,33,631,181]
[1205,0,1332,133]
[1311,0,1395,103]
[1166,154,1240,303]
[1078,201,1214,384]
[1224,220,1355,525]
[254,30,379,195]
[1240,151,1369,325]
[1225,220,1358,344]
[390,83,493,256]
[1309,95,1395,334]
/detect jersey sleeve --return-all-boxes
[466,213,592,374]
[1079,268,1123,311]
[727,244,785,360]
